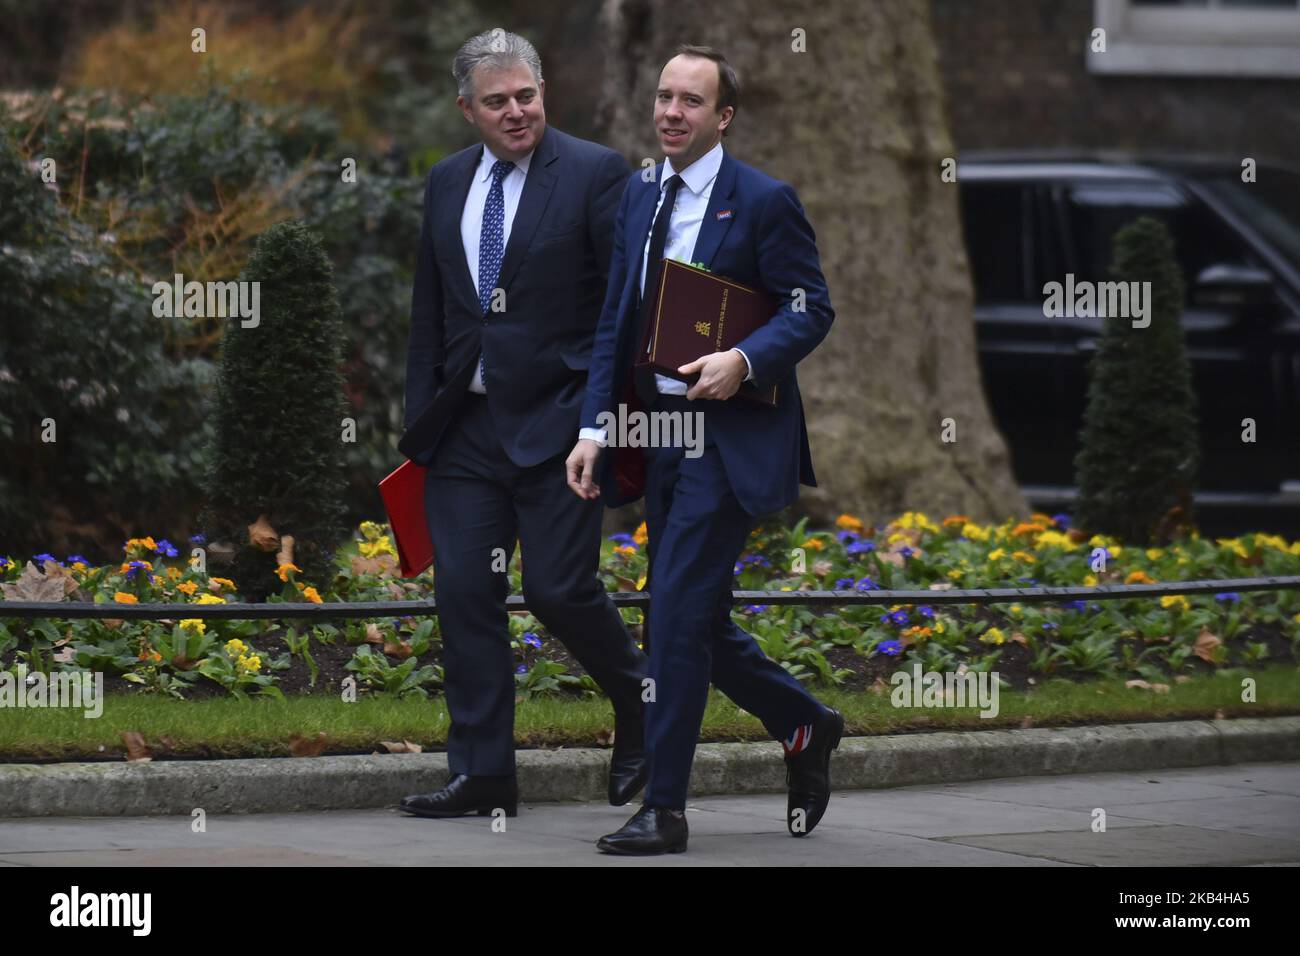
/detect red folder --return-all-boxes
[379,460,433,578]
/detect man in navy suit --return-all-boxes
[567,45,842,855]
[399,29,650,818]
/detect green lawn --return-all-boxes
[3,665,1297,761]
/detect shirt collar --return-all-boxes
[478,144,533,181]
[662,141,724,196]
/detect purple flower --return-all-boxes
[880,610,910,628]
[516,664,528,675]
[1041,621,1058,630]
[522,632,543,649]
[155,539,179,558]
[742,604,770,614]
[189,534,206,544]
[836,530,860,545]
[918,605,934,618]
[34,552,60,565]
[1214,592,1240,603]
[1052,513,1071,529]
[834,577,855,590]
[608,533,636,547]
[854,576,879,592]
[1065,599,1088,613]
[1017,577,1037,585]
[125,560,150,579]
[66,554,89,565]
[846,540,876,556]
[877,639,903,657]
[898,546,915,560]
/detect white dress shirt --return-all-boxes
[579,142,752,446]
[462,144,533,393]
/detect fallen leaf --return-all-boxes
[811,559,832,577]
[1194,629,1223,664]
[927,582,954,590]
[1125,679,1152,690]
[1152,683,1170,694]
[868,677,890,696]
[1174,675,1192,684]
[276,534,296,568]
[1010,631,1028,646]
[383,639,413,660]
[52,646,76,663]
[351,554,398,576]
[1020,716,1034,729]
[1214,708,1226,720]
[377,739,423,754]
[121,731,152,762]
[247,514,279,552]
[364,623,384,645]
[0,561,71,603]
[288,732,327,757]
[595,729,614,747]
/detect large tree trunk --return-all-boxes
[597,0,1028,525]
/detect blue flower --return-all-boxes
[516,664,528,675]
[846,540,875,556]
[877,639,903,657]
[918,605,934,618]
[743,604,770,614]
[836,530,860,545]
[834,577,855,590]
[1052,513,1071,529]
[1017,577,1037,585]
[880,609,910,628]
[125,560,150,579]
[189,534,206,545]
[854,576,878,592]
[1065,599,1088,613]
[898,546,915,559]
[1214,592,1240,603]
[34,552,60,565]
[0,556,11,571]
[1041,621,1058,630]
[155,539,179,558]
[66,554,89,565]
[522,632,543,649]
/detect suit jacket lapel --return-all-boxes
[443,147,481,311]
[496,127,559,293]
[691,152,738,269]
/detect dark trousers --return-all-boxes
[641,394,826,810]
[425,392,649,776]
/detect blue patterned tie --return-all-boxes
[478,159,515,388]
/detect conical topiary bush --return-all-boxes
[1073,216,1199,545]
[199,220,349,600]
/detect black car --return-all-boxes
[958,153,1300,534]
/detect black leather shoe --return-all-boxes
[784,708,844,837]
[400,773,518,818]
[608,714,647,806]
[597,804,688,855]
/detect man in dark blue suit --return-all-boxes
[398,29,650,818]
[566,45,842,855]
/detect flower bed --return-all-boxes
[2,514,1298,701]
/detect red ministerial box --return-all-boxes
[379,459,433,578]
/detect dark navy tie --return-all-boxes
[634,173,683,406]
[478,158,515,388]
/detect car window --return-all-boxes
[960,183,1032,303]
[1064,182,1252,285]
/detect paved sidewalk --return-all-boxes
[1,761,1297,866]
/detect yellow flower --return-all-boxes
[635,573,647,590]
[1084,574,1098,587]
[113,591,138,604]
[981,626,1007,645]
[633,522,648,547]
[236,654,262,673]
[801,538,825,551]
[935,620,946,634]
[946,568,964,580]
[1009,604,1022,616]
[836,514,864,533]
[1216,538,1249,559]
[179,619,205,634]
[359,536,396,558]
[177,581,198,595]
[276,563,303,583]
[225,639,248,656]
[302,586,323,604]
[961,523,990,542]
[359,520,384,541]
[1037,530,1076,550]
[1011,550,1036,563]
[166,566,182,580]
[1145,548,1165,560]
[1160,595,1190,612]
[195,593,226,605]
[987,548,1006,561]
[210,577,237,591]
[1125,571,1156,584]
[614,545,636,557]
[887,532,907,545]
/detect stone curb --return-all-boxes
[2,716,1298,817]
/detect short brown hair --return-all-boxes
[673,44,739,136]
